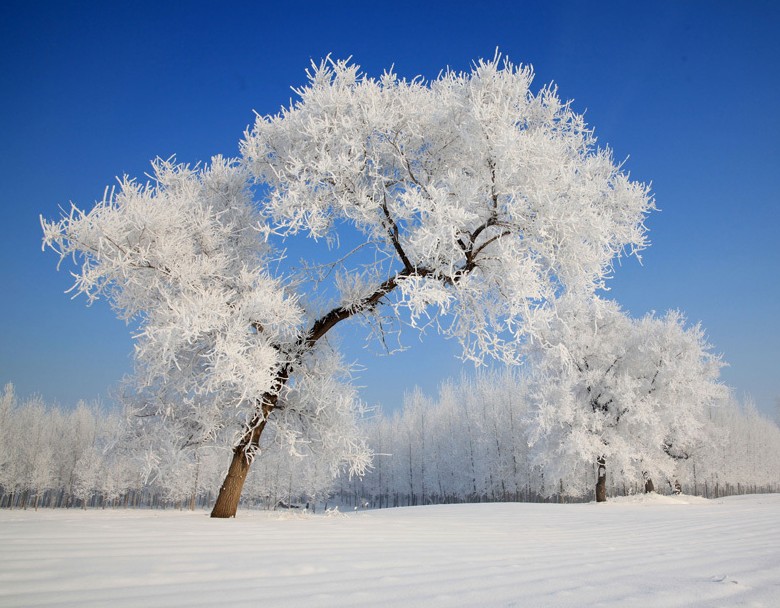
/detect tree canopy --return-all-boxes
[525,296,726,499]
[42,56,654,515]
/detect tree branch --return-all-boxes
[303,267,425,350]
[381,191,413,271]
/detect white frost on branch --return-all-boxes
[242,55,654,365]
[42,157,303,444]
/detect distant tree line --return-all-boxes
[2,376,778,511]
[335,371,780,508]
[0,384,339,511]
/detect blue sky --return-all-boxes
[1,1,778,416]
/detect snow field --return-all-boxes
[1,493,778,607]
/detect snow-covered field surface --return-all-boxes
[1,494,778,607]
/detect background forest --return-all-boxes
[2,374,778,511]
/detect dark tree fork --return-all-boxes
[212,204,505,517]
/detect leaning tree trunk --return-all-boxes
[210,267,414,517]
[210,448,253,518]
[211,401,274,518]
[596,457,607,503]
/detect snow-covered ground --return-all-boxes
[1,493,778,607]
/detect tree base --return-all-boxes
[596,458,607,502]
[210,449,252,518]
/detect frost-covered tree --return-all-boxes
[42,55,653,517]
[59,402,99,506]
[0,384,27,506]
[0,385,17,500]
[9,395,57,509]
[526,297,726,501]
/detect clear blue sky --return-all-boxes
[1,1,778,416]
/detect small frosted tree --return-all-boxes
[42,55,653,517]
[526,296,726,501]
[0,384,17,502]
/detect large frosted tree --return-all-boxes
[526,296,726,501]
[42,56,653,517]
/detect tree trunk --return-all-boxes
[210,401,274,518]
[596,457,607,502]
[211,448,252,518]
[190,450,200,511]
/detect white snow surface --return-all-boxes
[1,494,778,607]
